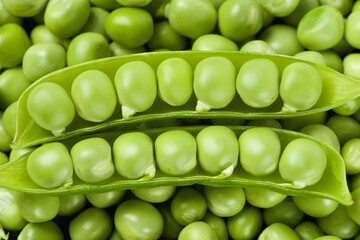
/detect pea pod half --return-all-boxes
[13,51,360,149]
[1,126,353,206]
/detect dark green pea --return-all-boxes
[132,186,176,203]
[80,7,110,40]
[218,0,263,42]
[281,112,327,131]
[90,0,121,10]
[203,186,245,217]
[294,51,327,65]
[178,221,218,240]
[349,173,360,191]
[30,25,66,47]
[0,152,8,166]
[300,124,340,152]
[1,0,47,17]
[317,205,360,239]
[58,194,86,216]
[239,40,275,54]
[245,188,287,209]
[0,0,22,25]
[331,37,354,57]
[0,188,27,231]
[293,196,338,217]
[44,0,91,39]
[333,97,360,116]
[258,223,301,240]
[2,101,17,139]
[108,229,122,240]
[69,207,113,240]
[196,126,238,177]
[0,115,10,152]
[346,187,360,225]
[86,190,126,208]
[326,115,360,145]
[192,34,238,51]
[227,204,262,240]
[115,199,163,240]
[18,222,63,240]
[283,0,320,26]
[341,138,360,174]
[319,50,343,72]
[148,20,187,50]
[194,57,236,112]
[258,0,300,17]
[314,236,342,240]
[157,202,183,239]
[202,211,229,240]
[171,187,207,225]
[110,41,146,56]
[246,119,282,129]
[294,221,324,240]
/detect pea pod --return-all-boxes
[1,126,352,205]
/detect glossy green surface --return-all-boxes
[244,188,287,208]
[294,221,324,240]
[86,190,125,208]
[292,196,338,217]
[258,223,301,240]
[18,222,63,240]
[131,186,175,203]
[178,221,218,240]
[0,188,27,231]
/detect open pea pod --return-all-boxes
[1,126,353,206]
[13,51,360,149]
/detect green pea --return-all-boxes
[0,188,27,231]
[341,138,360,174]
[44,0,91,39]
[90,0,121,10]
[346,188,360,225]
[297,6,344,50]
[333,97,360,116]
[317,205,360,239]
[0,0,22,25]
[105,7,153,48]
[171,187,207,225]
[22,43,66,82]
[110,41,146,56]
[300,124,340,152]
[1,0,47,17]
[319,50,343,72]
[331,37,354,57]
[157,202,183,239]
[314,236,342,240]
[237,58,279,108]
[292,196,339,217]
[58,194,86,216]
[349,173,360,191]
[2,101,17,139]
[258,0,300,17]
[202,211,229,240]
[108,229,122,240]
[30,25,67,48]
[320,0,353,16]
[132,186,175,203]
[178,221,218,240]
[279,138,327,187]
[326,115,360,145]
[0,152,8,166]
[259,24,304,55]
[16,193,59,223]
[155,129,196,175]
[71,70,116,122]
[86,190,126,208]
[227,204,262,240]
[196,126,238,177]
[218,0,263,42]
[280,62,323,112]
[239,40,275,54]
[203,186,245,217]
[113,132,155,179]
[0,115,11,152]
[118,0,152,6]
[294,51,327,65]
[344,53,360,78]
[192,34,238,51]
[345,10,360,49]
[194,57,236,112]
[283,0,320,26]
[18,222,63,240]
[114,61,157,119]
[26,82,75,135]
[157,58,193,107]
[244,188,287,208]
[115,199,163,240]
[295,221,324,240]
[69,207,113,240]
[281,112,327,131]
[80,7,110,40]
[27,142,73,189]
[246,119,282,129]
[258,223,301,240]
[0,23,31,69]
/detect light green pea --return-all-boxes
[239,40,275,54]
[344,53,360,78]
[326,115,360,145]
[192,34,238,51]
[333,97,360,116]
[293,196,339,218]
[239,127,281,176]
[203,187,245,217]
[283,0,320,26]
[196,126,238,177]
[132,186,176,203]
[294,51,327,65]
[258,0,300,17]
[27,82,75,135]
[202,211,229,240]
[0,188,27,231]
[1,0,47,17]
[155,129,196,176]
[345,10,360,49]
[113,132,155,180]
[236,58,279,108]
[71,137,114,183]
[157,202,183,239]
[157,58,193,106]
[18,222,64,240]
[347,188,360,225]
[2,101,17,139]
[86,190,125,208]
[0,152,8,166]
[259,223,301,240]
[114,61,157,119]
[280,62,323,112]
[30,25,66,48]
[279,138,327,187]
[80,7,110,40]
[110,41,146,56]
[319,50,343,72]
[0,0,22,25]
[58,194,86,216]
[244,188,287,208]
[178,221,218,240]
[320,0,353,16]
[295,221,324,240]
[297,6,344,50]
[300,124,340,152]
[27,142,73,189]
[341,138,360,174]
[194,57,236,112]
[71,70,117,122]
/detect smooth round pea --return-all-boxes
[244,188,287,208]
[30,25,66,47]
[319,50,343,72]
[69,207,113,240]
[109,41,146,56]
[0,188,27,231]
[227,204,262,240]
[86,190,125,209]
[22,43,66,82]
[2,0,47,17]
[157,202,183,239]
[71,70,116,122]
[279,138,327,187]
[258,0,300,17]
[295,221,324,240]
[297,6,344,50]
[178,221,218,240]
[333,97,360,116]
[0,23,31,69]
[113,132,155,179]
[27,142,73,189]
[349,173,360,191]
[331,37,354,57]
[346,188,360,225]
[280,62,323,112]
[283,0,320,26]
[16,193,59,223]
[2,101,17,139]
[246,119,282,129]
[58,194,86,216]
[345,11,360,49]
[218,0,263,42]
[44,0,91,39]
[258,223,301,240]
[202,211,229,240]
[300,124,340,152]
[203,187,245,217]
[320,0,353,16]
[196,126,238,176]
[192,34,238,51]
[194,57,236,112]
[114,61,157,119]
[171,187,207,226]
[115,199,163,240]
[26,82,75,134]
[117,0,152,6]
[0,152,8,166]
[326,115,360,145]
[341,138,360,174]
[90,0,121,10]
[81,7,109,40]
[18,222,63,240]
[294,51,327,65]
[157,58,193,107]
[0,0,22,25]
[344,53,360,78]
[132,186,176,203]
[239,40,275,54]
[292,196,339,217]
[105,7,153,48]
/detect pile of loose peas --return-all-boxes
[2,0,360,239]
